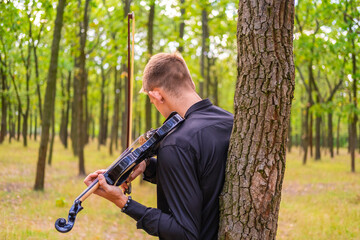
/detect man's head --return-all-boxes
[141,52,195,96]
[141,52,200,118]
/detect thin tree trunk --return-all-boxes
[34,43,43,121]
[84,70,89,145]
[0,64,7,143]
[34,109,37,141]
[110,69,119,155]
[17,103,21,141]
[350,37,357,172]
[315,115,321,160]
[309,112,313,157]
[328,112,334,158]
[288,116,292,152]
[48,94,56,165]
[200,6,209,98]
[178,0,185,53]
[98,66,106,148]
[336,115,340,155]
[77,0,91,176]
[303,107,309,165]
[218,0,295,238]
[71,57,79,155]
[145,2,155,132]
[34,0,66,190]
[29,111,32,139]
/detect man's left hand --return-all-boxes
[84,170,128,209]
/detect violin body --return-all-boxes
[55,112,184,233]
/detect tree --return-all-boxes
[218,0,295,238]
[34,0,66,190]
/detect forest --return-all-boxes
[0,0,359,239]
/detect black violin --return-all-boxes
[55,112,184,233]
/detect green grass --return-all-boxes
[0,138,157,240]
[277,148,360,240]
[0,139,359,239]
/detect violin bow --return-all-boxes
[125,12,135,194]
[127,12,135,148]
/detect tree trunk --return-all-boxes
[110,69,119,155]
[303,108,309,165]
[34,43,43,121]
[29,111,32,139]
[178,0,185,53]
[350,37,357,172]
[98,65,106,148]
[34,0,66,190]
[336,115,340,155]
[0,64,7,143]
[145,2,155,132]
[218,0,295,239]
[17,103,21,141]
[309,112,313,157]
[315,115,321,160]
[60,71,71,148]
[77,0,90,176]
[21,13,33,147]
[48,93,56,165]
[328,112,334,158]
[200,6,209,98]
[71,58,79,155]
[288,116,292,152]
[34,109,37,141]
[84,69,90,145]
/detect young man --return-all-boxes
[84,52,233,239]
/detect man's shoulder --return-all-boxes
[160,105,233,149]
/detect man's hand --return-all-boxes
[84,170,128,209]
[120,160,147,192]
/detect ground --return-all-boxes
[0,138,359,239]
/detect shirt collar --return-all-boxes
[184,98,212,119]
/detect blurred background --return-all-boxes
[0,0,359,239]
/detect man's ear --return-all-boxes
[148,89,164,103]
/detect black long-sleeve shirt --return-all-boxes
[123,99,233,239]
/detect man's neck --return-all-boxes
[169,91,202,118]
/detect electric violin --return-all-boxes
[54,112,184,233]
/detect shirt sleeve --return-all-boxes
[124,145,202,240]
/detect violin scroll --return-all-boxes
[55,200,83,233]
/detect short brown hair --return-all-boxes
[142,52,194,95]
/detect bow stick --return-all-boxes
[125,12,135,194]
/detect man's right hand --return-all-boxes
[120,159,147,192]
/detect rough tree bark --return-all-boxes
[34,0,66,190]
[218,0,295,239]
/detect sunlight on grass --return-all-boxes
[1,139,359,239]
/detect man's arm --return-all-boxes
[84,146,202,240]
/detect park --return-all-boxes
[0,0,359,239]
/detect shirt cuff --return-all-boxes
[122,199,148,221]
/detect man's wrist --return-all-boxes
[115,195,129,209]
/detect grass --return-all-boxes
[0,138,359,239]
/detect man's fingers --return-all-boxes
[98,174,111,192]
